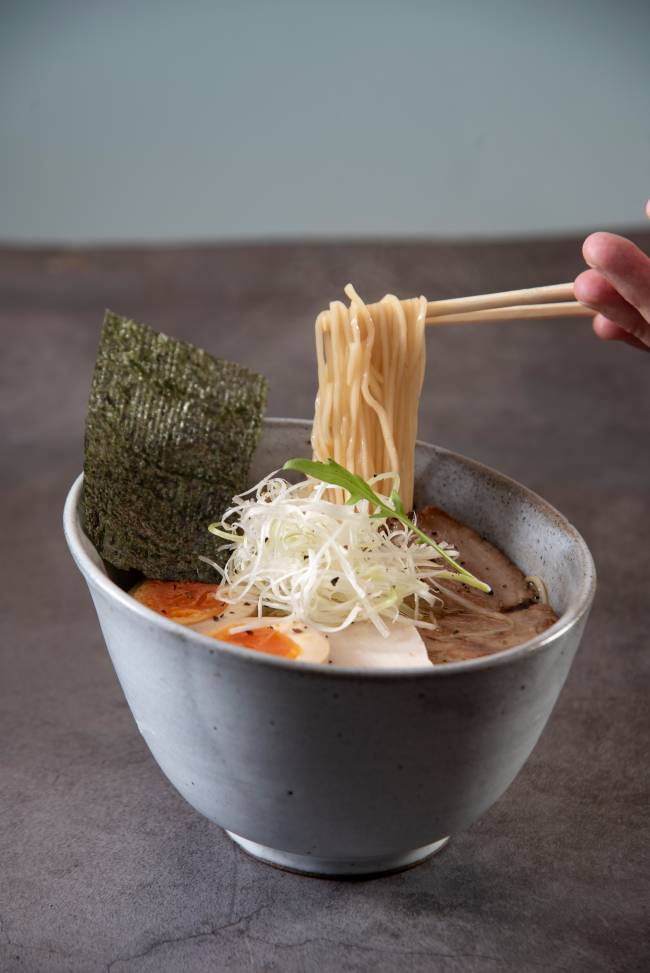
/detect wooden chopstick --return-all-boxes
[426,302,592,326]
[426,282,575,319]
[330,281,590,327]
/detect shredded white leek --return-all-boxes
[205,472,460,637]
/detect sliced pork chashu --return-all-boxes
[417,505,535,611]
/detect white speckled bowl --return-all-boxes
[64,419,595,877]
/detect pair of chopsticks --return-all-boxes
[425,282,592,326]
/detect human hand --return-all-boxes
[574,201,650,352]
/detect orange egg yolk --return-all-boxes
[132,580,224,624]
[215,625,300,659]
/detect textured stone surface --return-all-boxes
[1,236,649,972]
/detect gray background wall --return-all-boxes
[1,0,649,243]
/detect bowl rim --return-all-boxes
[64,417,596,679]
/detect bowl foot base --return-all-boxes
[226,832,449,877]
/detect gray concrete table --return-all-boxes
[1,236,649,973]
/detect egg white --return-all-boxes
[193,614,330,664]
[191,598,257,635]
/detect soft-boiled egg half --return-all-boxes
[327,619,432,668]
[130,581,328,663]
[131,580,226,625]
[131,580,257,626]
[195,615,330,663]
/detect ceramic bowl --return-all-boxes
[64,419,595,876]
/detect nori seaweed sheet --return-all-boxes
[81,311,267,581]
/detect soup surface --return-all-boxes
[417,506,557,662]
[129,505,558,665]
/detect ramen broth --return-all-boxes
[417,506,557,663]
[133,503,557,666]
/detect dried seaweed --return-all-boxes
[81,310,267,580]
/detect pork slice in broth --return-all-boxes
[415,505,557,664]
[416,505,535,611]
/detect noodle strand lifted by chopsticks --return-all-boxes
[311,285,427,511]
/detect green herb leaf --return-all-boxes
[284,457,377,506]
[283,457,491,593]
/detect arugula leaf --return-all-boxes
[283,458,491,593]
[285,457,377,506]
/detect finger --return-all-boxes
[574,269,650,346]
[646,199,650,221]
[574,269,619,307]
[582,232,650,320]
[592,314,650,352]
